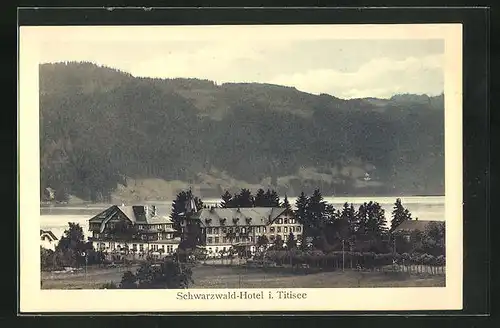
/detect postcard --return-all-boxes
[19,23,463,312]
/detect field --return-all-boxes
[41,264,445,289]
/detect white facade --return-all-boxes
[92,239,179,255]
[40,232,57,251]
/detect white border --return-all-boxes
[19,24,463,312]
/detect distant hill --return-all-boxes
[39,61,444,202]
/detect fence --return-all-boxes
[261,251,446,276]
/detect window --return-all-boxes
[223,228,227,233]
[270,235,275,241]
[132,244,137,251]
[277,227,282,233]
[215,237,219,244]
[284,218,288,224]
[214,227,219,234]
[223,237,228,243]
[236,237,240,242]
[162,245,165,251]
[138,225,143,230]
[235,227,240,233]
[263,227,267,233]
[270,227,275,233]
[139,244,144,251]
[208,237,213,244]
[278,218,283,224]
[256,227,260,233]
[290,226,294,232]
[284,227,288,233]
[241,228,246,233]
[207,228,212,234]
[249,236,253,242]
[297,226,301,232]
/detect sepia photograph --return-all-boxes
[19,23,463,312]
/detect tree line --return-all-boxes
[168,188,445,257]
[220,188,291,208]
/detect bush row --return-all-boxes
[264,250,446,268]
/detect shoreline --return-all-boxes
[40,194,445,208]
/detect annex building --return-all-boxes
[88,205,180,256]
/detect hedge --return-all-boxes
[264,250,446,271]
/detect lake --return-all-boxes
[40,196,445,240]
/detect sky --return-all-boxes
[32,25,444,99]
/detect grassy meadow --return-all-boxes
[41,263,445,290]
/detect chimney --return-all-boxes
[152,205,157,216]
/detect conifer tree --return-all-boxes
[269,189,280,207]
[233,188,254,207]
[254,189,266,207]
[281,194,291,210]
[171,189,203,233]
[365,201,388,238]
[294,192,310,250]
[220,190,233,208]
[390,198,412,232]
[339,202,356,241]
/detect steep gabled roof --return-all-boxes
[40,229,58,241]
[89,205,173,226]
[392,220,443,233]
[268,207,294,224]
[89,205,120,222]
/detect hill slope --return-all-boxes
[39,62,444,202]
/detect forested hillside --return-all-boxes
[39,62,444,202]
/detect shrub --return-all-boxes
[117,258,194,289]
[101,282,118,289]
[263,249,445,271]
